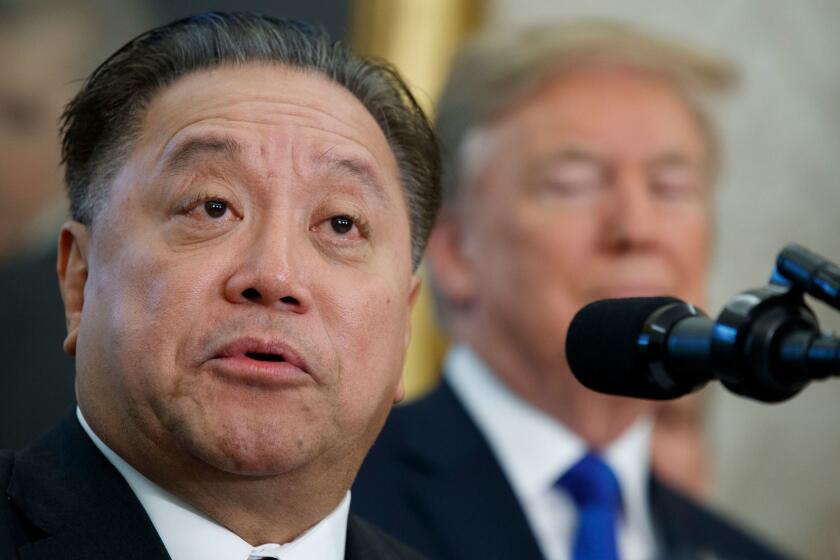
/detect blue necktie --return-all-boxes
[556,451,622,560]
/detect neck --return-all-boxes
[160,458,350,544]
[458,322,652,448]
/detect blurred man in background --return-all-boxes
[354,20,787,559]
[0,0,150,448]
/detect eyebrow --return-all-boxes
[160,136,243,175]
[537,148,704,175]
[529,148,605,179]
[313,151,390,205]
[536,147,605,169]
[649,152,702,170]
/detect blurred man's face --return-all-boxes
[61,65,418,480]
[445,65,711,382]
[0,15,87,258]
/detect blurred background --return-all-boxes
[1,0,838,558]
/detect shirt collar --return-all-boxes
[76,407,349,560]
[444,344,654,523]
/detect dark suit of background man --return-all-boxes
[0,12,442,559]
[354,20,790,560]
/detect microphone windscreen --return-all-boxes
[565,297,683,398]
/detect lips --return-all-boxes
[207,337,312,385]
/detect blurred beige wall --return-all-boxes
[487,1,840,558]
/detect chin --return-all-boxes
[158,402,329,477]
[610,393,655,414]
[590,286,673,300]
[190,425,327,476]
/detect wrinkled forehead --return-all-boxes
[137,64,399,172]
[85,63,413,245]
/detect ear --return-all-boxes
[393,273,423,405]
[407,273,422,311]
[392,374,406,405]
[424,210,477,309]
[57,221,90,356]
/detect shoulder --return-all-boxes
[346,515,426,560]
[651,477,792,560]
[352,394,431,506]
[357,382,469,482]
[371,380,470,450]
[0,448,46,556]
[351,385,459,551]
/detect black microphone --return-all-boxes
[566,291,840,402]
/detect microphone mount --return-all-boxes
[566,243,840,403]
[633,285,834,402]
[772,243,840,311]
[702,243,840,401]
[711,285,820,401]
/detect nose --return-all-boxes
[600,168,658,252]
[223,232,311,313]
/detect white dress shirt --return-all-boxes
[445,345,657,560]
[77,408,349,560]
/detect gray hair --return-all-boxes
[61,12,440,269]
[436,19,737,205]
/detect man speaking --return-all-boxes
[0,12,438,559]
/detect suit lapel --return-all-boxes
[649,475,724,560]
[345,515,421,560]
[392,381,544,559]
[345,516,376,560]
[7,413,170,560]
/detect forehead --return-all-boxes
[135,63,399,182]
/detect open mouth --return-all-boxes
[245,352,286,363]
[210,338,311,380]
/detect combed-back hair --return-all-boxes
[61,11,440,268]
[436,19,737,205]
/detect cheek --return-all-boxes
[667,211,711,271]
[469,209,595,349]
[319,276,410,413]
[84,234,219,382]
[479,208,600,298]
[661,210,711,303]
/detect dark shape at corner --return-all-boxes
[0,249,76,450]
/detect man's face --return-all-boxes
[443,65,711,377]
[62,65,418,478]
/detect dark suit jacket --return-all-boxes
[352,381,791,560]
[0,249,76,449]
[0,413,423,560]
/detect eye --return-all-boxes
[312,213,368,244]
[175,193,240,223]
[330,215,354,235]
[650,165,703,202]
[539,160,604,199]
[204,199,228,218]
